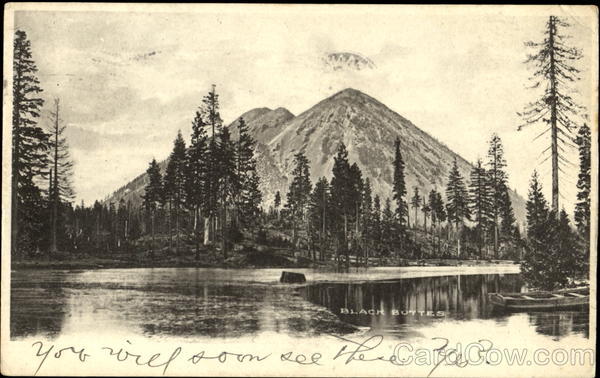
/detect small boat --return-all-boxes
[489,287,589,311]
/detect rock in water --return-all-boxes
[280,271,306,283]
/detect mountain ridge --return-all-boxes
[105,88,526,225]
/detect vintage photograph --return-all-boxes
[2,4,597,376]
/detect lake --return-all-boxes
[10,267,589,341]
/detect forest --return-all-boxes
[11,16,591,290]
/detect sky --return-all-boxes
[11,4,598,214]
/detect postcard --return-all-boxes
[2,3,597,376]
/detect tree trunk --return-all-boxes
[175,201,180,254]
[51,108,59,254]
[344,214,349,267]
[494,221,498,259]
[549,16,559,215]
[456,222,460,259]
[95,214,100,250]
[150,212,155,258]
[414,207,418,229]
[222,201,227,259]
[168,200,172,251]
[11,120,19,257]
[203,216,210,245]
[195,207,200,261]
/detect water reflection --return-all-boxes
[10,269,589,340]
[301,274,589,339]
[10,268,354,339]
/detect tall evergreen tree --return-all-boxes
[499,189,517,237]
[381,198,395,258]
[486,134,510,258]
[285,152,312,249]
[308,177,331,261]
[274,190,281,219]
[186,108,209,258]
[421,203,431,234]
[330,143,353,264]
[574,123,591,243]
[143,158,162,257]
[410,187,422,229]
[469,159,492,258]
[519,16,584,214]
[236,117,262,227]
[446,159,470,258]
[349,162,364,250]
[12,30,48,255]
[372,195,382,256]
[201,85,223,245]
[47,98,75,253]
[428,190,439,253]
[392,138,408,227]
[163,131,187,253]
[216,126,238,257]
[525,171,549,238]
[361,178,373,265]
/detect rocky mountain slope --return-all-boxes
[105,88,526,225]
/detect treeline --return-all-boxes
[274,133,523,265]
[12,30,75,257]
[12,26,591,287]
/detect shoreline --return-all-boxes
[10,257,520,273]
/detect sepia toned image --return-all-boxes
[2,3,597,377]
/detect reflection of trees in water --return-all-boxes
[10,271,68,339]
[528,311,589,338]
[140,283,262,338]
[301,274,585,339]
[303,274,525,326]
[137,276,356,338]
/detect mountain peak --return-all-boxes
[330,87,371,100]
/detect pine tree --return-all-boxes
[392,138,408,227]
[163,131,187,253]
[330,143,353,264]
[522,183,583,290]
[421,203,431,234]
[381,198,395,258]
[428,190,438,253]
[244,171,262,227]
[349,162,364,257]
[186,109,209,259]
[372,195,382,256]
[361,178,373,265]
[274,191,281,219]
[525,171,549,238]
[216,126,238,257]
[117,198,128,251]
[236,117,262,228]
[469,158,492,258]
[500,189,517,237]
[143,158,162,257]
[285,152,312,249]
[12,30,49,255]
[519,16,584,214]
[201,85,224,245]
[308,177,330,261]
[446,159,470,258]
[410,187,422,229]
[47,98,75,254]
[574,123,591,243]
[487,134,511,258]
